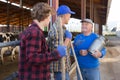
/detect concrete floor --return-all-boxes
[100,46,120,80]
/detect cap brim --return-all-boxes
[81,20,86,22]
[69,11,75,14]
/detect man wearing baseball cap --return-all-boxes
[73,18,106,80]
[48,5,75,80]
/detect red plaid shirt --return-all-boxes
[18,22,61,80]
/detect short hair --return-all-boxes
[31,2,55,21]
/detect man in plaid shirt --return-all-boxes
[48,5,75,80]
[18,3,67,80]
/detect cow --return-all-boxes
[0,32,19,64]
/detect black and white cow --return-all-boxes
[0,32,19,64]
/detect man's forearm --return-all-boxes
[64,38,71,46]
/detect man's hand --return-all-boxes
[57,45,67,57]
[91,50,102,58]
[79,50,88,56]
[64,30,72,39]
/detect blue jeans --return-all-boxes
[77,67,100,80]
[54,71,70,80]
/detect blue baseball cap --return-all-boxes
[57,5,75,16]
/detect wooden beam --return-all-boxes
[81,0,86,19]
[90,0,94,20]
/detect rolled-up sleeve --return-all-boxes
[100,47,107,58]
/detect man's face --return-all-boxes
[63,13,71,24]
[81,22,93,33]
